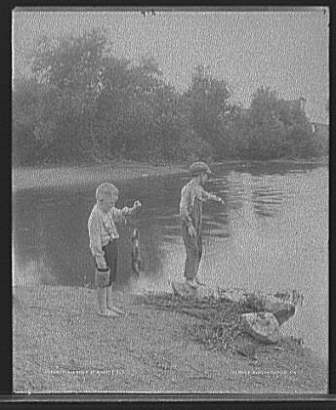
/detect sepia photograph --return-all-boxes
[12,7,329,394]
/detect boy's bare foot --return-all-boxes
[195,277,205,286]
[98,309,119,318]
[185,279,199,289]
[108,306,124,315]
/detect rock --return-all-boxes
[171,281,196,297]
[219,288,247,304]
[223,289,296,326]
[170,283,296,326]
[241,312,280,344]
[273,306,296,326]
[170,281,219,299]
[262,295,296,325]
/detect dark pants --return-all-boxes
[95,240,118,287]
[182,224,202,280]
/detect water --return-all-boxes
[12,162,328,359]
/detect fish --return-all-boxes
[131,228,142,277]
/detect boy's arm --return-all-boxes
[88,216,106,269]
[113,201,142,221]
[124,200,142,216]
[200,188,225,205]
[179,187,193,227]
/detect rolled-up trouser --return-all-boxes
[95,240,118,288]
[182,223,202,280]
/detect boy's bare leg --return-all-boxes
[97,287,119,317]
[98,287,107,314]
[182,233,201,288]
[107,284,124,315]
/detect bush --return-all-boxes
[12,32,324,166]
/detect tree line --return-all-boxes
[13,29,326,167]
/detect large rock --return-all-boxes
[170,281,219,299]
[220,289,296,326]
[170,282,296,327]
[262,295,295,325]
[241,312,280,344]
[219,288,247,304]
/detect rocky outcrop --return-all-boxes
[241,312,280,344]
[262,295,296,326]
[170,282,297,345]
[222,289,296,344]
[171,280,218,299]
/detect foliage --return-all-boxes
[13,30,327,167]
[245,87,318,159]
[182,65,233,159]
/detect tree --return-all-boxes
[247,87,315,159]
[29,29,108,163]
[183,65,232,159]
[92,54,182,161]
[12,78,41,165]
[13,30,324,166]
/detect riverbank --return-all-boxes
[12,157,328,192]
[12,160,188,192]
[13,284,327,393]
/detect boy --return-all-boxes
[179,161,224,289]
[88,182,142,317]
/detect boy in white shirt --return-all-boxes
[88,182,142,317]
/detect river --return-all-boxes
[13,161,328,359]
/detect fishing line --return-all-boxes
[203,198,259,271]
[230,207,256,231]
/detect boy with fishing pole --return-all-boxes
[179,161,225,289]
[88,182,142,317]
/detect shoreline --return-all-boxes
[13,284,328,393]
[12,157,328,193]
[12,160,188,193]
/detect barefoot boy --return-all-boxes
[179,162,224,289]
[88,182,142,317]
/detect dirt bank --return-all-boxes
[13,285,327,394]
[12,157,328,193]
[12,160,188,192]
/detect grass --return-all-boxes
[13,285,327,393]
[135,290,305,358]
[239,293,266,312]
[137,292,263,356]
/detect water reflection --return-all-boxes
[13,162,326,287]
[13,186,165,288]
[252,187,285,218]
[12,162,328,357]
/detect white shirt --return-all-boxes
[88,203,133,257]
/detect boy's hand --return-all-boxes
[96,255,107,270]
[211,193,225,205]
[188,224,197,238]
[133,200,142,209]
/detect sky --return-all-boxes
[12,8,329,123]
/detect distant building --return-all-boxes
[239,96,329,151]
[285,98,329,153]
[240,97,307,117]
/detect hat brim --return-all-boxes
[191,170,214,177]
